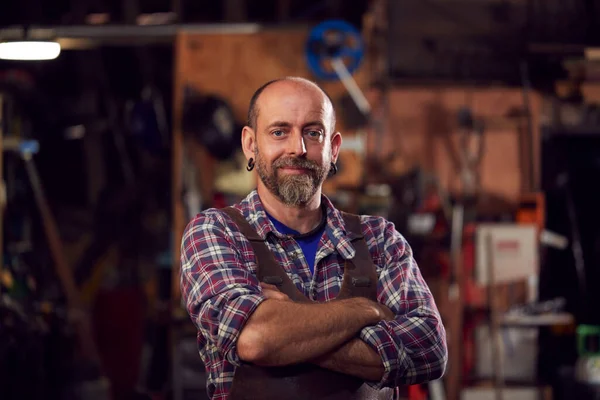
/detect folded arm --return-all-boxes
[360,218,448,388]
[252,283,391,377]
[237,295,386,366]
[180,211,267,367]
[309,218,448,387]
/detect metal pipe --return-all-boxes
[331,57,372,115]
[0,23,262,48]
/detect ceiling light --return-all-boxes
[0,41,61,61]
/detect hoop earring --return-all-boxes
[246,158,255,172]
[329,162,338,176]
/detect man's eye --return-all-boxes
[307,131,322,138]
[272,130,284,137]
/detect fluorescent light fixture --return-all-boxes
[0,41,61,60]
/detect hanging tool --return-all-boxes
[181,86,240,161]
[456,106,485,200]
[305,19,396,185]
[305,19,371,118]
[519,60,536,192]
[4,137,104,373]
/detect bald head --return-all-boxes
[247,77,336,134]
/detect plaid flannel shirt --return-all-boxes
[180,190,447,400]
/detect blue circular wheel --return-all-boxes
[305,20,365,81]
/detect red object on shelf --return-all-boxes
[408,384,428,400]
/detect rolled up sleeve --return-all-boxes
[360,219,448,388]
[180,211,267,366]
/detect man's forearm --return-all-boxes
[311,338,385,382]
[237,297,382,366]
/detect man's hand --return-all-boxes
[373,302,395,321]
[312,338,385,381]
[259,282,291,302]
[309,300,395,381]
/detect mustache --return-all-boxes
[273,157,319,171]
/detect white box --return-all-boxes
[475,224,538,286]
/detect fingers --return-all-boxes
[259,282,291,301]
[260,282,280,291]
[262,288,291,301]
[377,304,396,321]
[265,290,291,301]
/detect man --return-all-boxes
[180,77,447,400]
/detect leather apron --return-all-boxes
[221,207,397,400]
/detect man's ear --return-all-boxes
[330,131,342,163]
[241,126,256,160]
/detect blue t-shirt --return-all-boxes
[266,211,326,275]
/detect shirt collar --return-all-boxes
[235,189,357,257]
[321,194,359,259]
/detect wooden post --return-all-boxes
[171,32,186,310]
[487,233,504,400]
[446,203,465,400]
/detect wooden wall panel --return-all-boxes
[384,87,542,200]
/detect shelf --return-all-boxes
[465,376,549,388]
[462,308,575,328]
[500,312,574,327]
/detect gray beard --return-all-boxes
[255,150,330,207]
[276,174,317,206]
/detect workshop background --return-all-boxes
[1,0,600,399]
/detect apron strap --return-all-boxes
[221,206,310,303]
[339,212,379,302]
[220,207,379,302]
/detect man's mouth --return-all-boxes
[279,166,309,174]
[275,158,316,173]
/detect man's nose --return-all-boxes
[288,131,307,156]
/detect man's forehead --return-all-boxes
[258,108,330,129]
[259,86,331,113]
[264,115,327,127]
[260,81,325,105]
